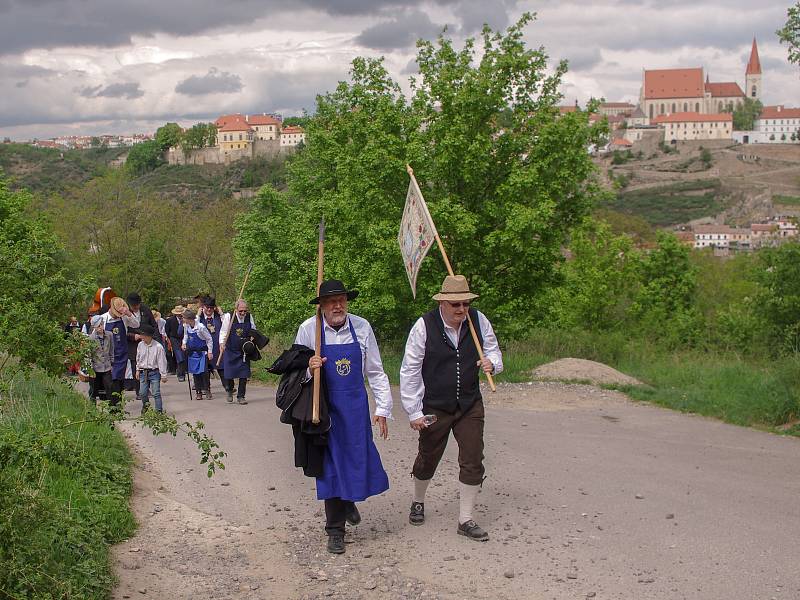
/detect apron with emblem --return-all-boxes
[316,319,389,501]
[186,327,208,375]
[200,313,222,367]
[106,318,128,380]
[223,316,251,379]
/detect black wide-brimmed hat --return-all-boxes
[309,279,359,305]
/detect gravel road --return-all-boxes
[110,377,800,600]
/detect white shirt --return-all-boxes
[136,340,168,374]
[219,312,257,347]
[182,321,214,353]
[99,311,141,331]
[400,308,503,422]
[156,317,167,339]
[294,313,393,419]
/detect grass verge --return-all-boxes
[0,370,136,599]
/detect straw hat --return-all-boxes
[108,296,129,318]
[171,304,186,315]
[432,275,478,302]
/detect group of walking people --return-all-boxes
[80,288,262,414]
[78,273,503,553]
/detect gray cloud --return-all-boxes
[563,47,602,72]
[454,0,517,33]
[0,0,459,55]
[355,10,444,50]
[175,68,243,96]
[80,82,144,99]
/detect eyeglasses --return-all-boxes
[447,301,470,308]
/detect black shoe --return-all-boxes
[327,535,345,554]
[457,519,489,541]
[345,505,361,526]
[140,404,149,415]
[409,501,425,526]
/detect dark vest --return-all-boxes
[421,308,484,414]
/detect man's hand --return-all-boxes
[134,370,139,380]
[134,334,142,341]
[207,351,213,361]
[410,417,427,431]
[373,415,389,439]
[181,344,186,352]
[308,355,327,370]
[477,357,494,374]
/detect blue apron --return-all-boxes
[186,328,207,375]
[316,319,389,501]
[223,316,251,379]
[199,313,222,368]
[105,318,128,380]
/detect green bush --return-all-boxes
[0,372,135,599]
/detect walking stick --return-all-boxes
[187,368,193,401]
[406,165,496,392]
[312,217,325,424]
[217,263,253,367]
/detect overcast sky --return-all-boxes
[0,0,797,140]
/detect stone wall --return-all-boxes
[167,139,287,166]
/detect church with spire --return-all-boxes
[638,38,762,120]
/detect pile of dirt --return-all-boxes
[532,358,642,386]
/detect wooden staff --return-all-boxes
[312,217,325,424]
[311,215,325,425]
[406,164,496,392]
[217,263,253,367]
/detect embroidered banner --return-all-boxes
[398,177,435,298]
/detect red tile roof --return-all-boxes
[643,68,704,100]
[759,105,800,119]
[751,223,777,232]
[281,126,305,134]
[652,112,732,124]
[248,114,281,126]
[559,106,578,114]
[218,120,253,132]
[601,102,635,108]
[610,137,632,147]
[705,81,744,98]
[214,113,246,128]
[746,38,761,75]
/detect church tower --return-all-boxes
[745,37,762,101]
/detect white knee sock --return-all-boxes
[413,476,430,503]
[459,482,480,524]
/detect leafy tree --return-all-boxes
[155,122,183,151]
[778,2,800,65]
[125,140,163,175]
[236,15,607,339]
[630,231,699,345]
[0,175,92,375]
[90,136,102,148]
[546,219,639,331]
[282,116,310,128]
[753,242,800,352]
[723,97,763,130]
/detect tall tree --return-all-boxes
[724,97,763,130]
[155,122,183,151]
[235,14,607,339]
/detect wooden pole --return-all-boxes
[312,217,325,424]
[406,165,496,392]
[217,263,253,367]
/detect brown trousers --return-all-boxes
[412,399,485,486]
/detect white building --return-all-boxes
[653,112,733,141]
[280,125,305,147]
[694,225,750,249]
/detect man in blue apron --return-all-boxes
[294,280,393,554]
[181,308,213,400]
[220,299,257,405]
[99,296,140,410]
[198,297,224,399]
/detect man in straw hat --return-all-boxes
[400,274,503,542]
[165,305,187,380]
[294,279,393,554]
[98,296,141,409]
